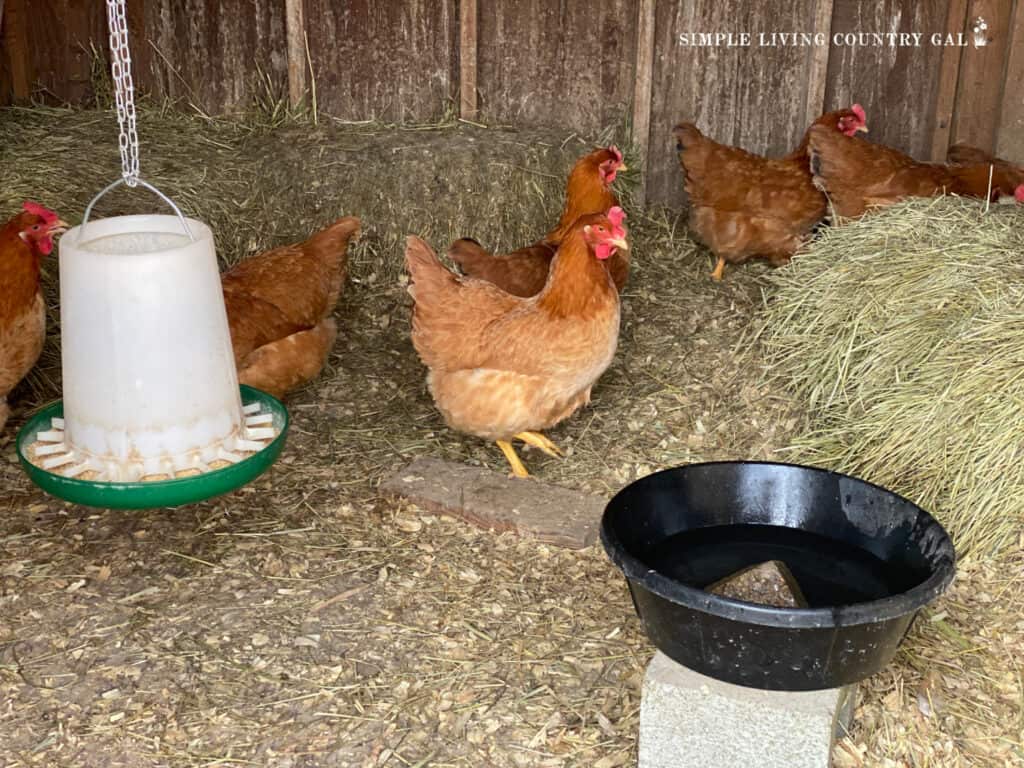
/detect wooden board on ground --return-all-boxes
[381,458,607,550]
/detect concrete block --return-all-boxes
[640,652,857,768]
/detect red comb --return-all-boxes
[851,104,866,123]
[608,206,626,226]
[1015,185,1024,203]
[608,145,623,164]
[23,201,59,224]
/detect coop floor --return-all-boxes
[1,107,1021,767]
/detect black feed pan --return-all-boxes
[601,461,956,691]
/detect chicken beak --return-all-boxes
[857,125,869,134]
[609,236,630,252]
[619,162,629,172]
[50,219,71,236]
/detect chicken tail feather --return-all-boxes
[672,122,704,152]
[447,238,491,275]
[406,236,459,303]
[307,215,361,255]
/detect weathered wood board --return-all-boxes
[382,457,607,550]
[824,0,952,161]
[303,0,457,122]
[475,0,638,135]
[995,0,1024,162]
[142,0,288,114]
[951,0,1015,153]
[4,0,106,104]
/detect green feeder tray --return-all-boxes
[16,385,289,509]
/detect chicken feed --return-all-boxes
[757,196,1024,557]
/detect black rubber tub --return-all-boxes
[601,461,956,691]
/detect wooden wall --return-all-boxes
[142,0,287,112]
[303,0,457,122]
[823,0,950,163]
[3,0,1022,206]
[475,0,637,134]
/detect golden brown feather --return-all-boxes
[1,205,68,431]
[222,215,359,399]
[809,130,1022,218]
[407,210,627,476]
[448,146,628,297]
[673,107,867,280]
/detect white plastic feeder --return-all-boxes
[15,0,286,505]
[36,182,272,482]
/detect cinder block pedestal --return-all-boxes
[639,652,857,768]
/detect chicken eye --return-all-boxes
[31,225,40,231]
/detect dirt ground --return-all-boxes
[1,108,1021,767]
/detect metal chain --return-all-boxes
[106,0,140,187]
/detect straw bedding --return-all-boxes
[1,103,1021,766]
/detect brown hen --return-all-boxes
[809,129,1024,218]
[447,146,628,297]
[1,203,68,432]
[673,106,868,280]
[947,143,1024,201]
[222,216,360,399]
[407,208,627,477]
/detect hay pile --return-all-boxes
[758,197,1024,557]
[0,104,631,278]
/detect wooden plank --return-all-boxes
[824,0,951,161]
[303,0,456,122]
[476,0,638,135]
[459,0,478,119]
[382,458,606,550]
[994,0,1024,162]
[804,0,835,129]
[647,0,824,206]
[931,0,970,159]
[144,0,287,114]
[631,0,656,206]
[950,0,1015,152]
[0,0,7,105]
[284,0,307,108]
[125,0,151,97]
[20,0,107,104]
[3,0,33,101]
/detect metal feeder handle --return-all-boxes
[80,177,196,242]
[84,1,194,243]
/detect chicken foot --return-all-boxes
[709,256,726,281]
[495,432,564,479]
[497,440,530,478]
[514,431,563,458]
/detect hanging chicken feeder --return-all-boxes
[15,0,288,508]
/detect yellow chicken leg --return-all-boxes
[497,440,530,478]
[709,256,726,281]
[514,431,563,458]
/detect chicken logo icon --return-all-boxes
[972,17,989,47]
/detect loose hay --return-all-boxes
[757,197,1024,558]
